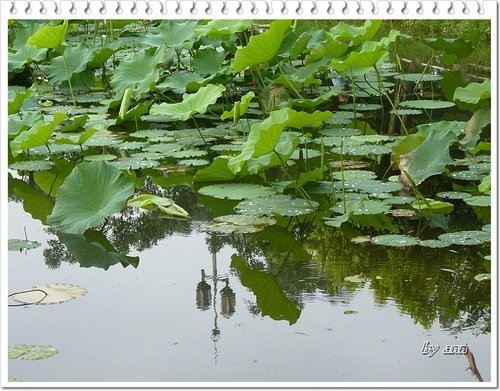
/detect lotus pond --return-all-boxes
[7,19,492,383]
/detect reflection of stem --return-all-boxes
[273,149,312,205]
[340,138,346,213]
[8,289,48,306]
[278,63,303,99]
[192,117,207,145]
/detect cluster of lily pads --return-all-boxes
[8,20,490,273]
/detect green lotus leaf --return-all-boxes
[436,191,471,200]
[9,345,58,361]
[9,160,53,172]
[10,283,87,305]
[330,170,377,181]
[195,19,252,40]
[150,84,226,121]
[193,157,237,183]
[290,89,343,110]
[393,73,443,82]
[192,47,227,76]
[478,175,491,194]
[390,109,423,115]
[231,254,301,325]
[331,143,392,156]
[236,195,318,217]
[83,154,117,162]
[449,170,482,181]
[8,45,47,73]
[463,196,490,207]
[454,79,490,104]
[26,21,67,48]
[438,230,490,246]
[142,20,198,50]
[128,194,189,219]
[337,179,403,194]
[8,88,32,115]
[54,127,98,146]
[8,239,41,251]
[47,161,135,234]
[383,196,416,205]
[157,71,208,94]
[47,43,93,86]
[290,148,321,160]
[109,158,160,170]
[412,199,454,215]
[198,183,276,200]
[60,114,89,133]
[231,20,291,73]
[58,230,139,270]
[9,177,54,224]
[399,100,455,110]
[474,273,491,282]
[110,48,164,99]
[330,20,382,45]
[331,199,391,215]
[10,112,68,157]
[203,214,276,234]
[460,108,490,151]
[417,239,450,248]
[221,91,255,120]
[371,234,420,247]
[339,103,383,111]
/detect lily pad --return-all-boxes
[203,214,276,234]
[83,154,117,162]
[344,274,369,283]
[412,199,454,215]
[463,196,490,207]
[8,239,41,251]
[449,170,482,181]
[198,183,276,200]
[399,100,455,110]
[371,234,420,247]
[9,345,58,361]
[11,283,87,305]
[9,160,53,172]
[47,161,135,234]
[438,230,490,246]
[436,191,471,200]
[474,273,491,282]
[417,239,450,248]
[236,195,318,217]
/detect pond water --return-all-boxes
[8,197,490,383]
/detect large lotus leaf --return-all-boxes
[47,161,135,234]
[454,79,490,104]
[399,129,456,186]
[195,20,252,40]
[110,49,163,98]
[438,230,490,246]
[57,230,139,270]
[11,283,87,305]
[231,255,301,325]
[10,113,68,157]
[399,100,455,110]
[236,195,318,217]
[47,43,93,86]
[192,47,227,76]
[329,20,382,45]
[8,45,47,73]
[127,194,189,218]
[203,214,276,234]
[142,20,198,50]
[150,84,226,121]
[414,33,482,66]
[231,20,291,73]
[9,345,58,360]
[26,21,67,48]
[221,91,255,120]
[8,239,41,251]
[198,183,276,200]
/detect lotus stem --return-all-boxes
[61,50,77,108]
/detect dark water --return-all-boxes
[8,197,491,383]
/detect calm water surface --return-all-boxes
[8,201,491,383]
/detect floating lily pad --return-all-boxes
[417,239,450,248]
[394,73,443,82]
[129,129,172,139]
[331,144,392,156]
[383,195,416,205]
[236,195,318,217]
[9,160,53,171]
[203,214,276,234]
[178,159,210,166]
[330,169,376,181]
[198,183,276,200]
[331,199,391,215]
[412,199,454,215]
[290,148,321,160]
[389,109,423,115]
[338,103,383,111]
[436,191,472,200]
[83,154,117,162]
[399,100,455,110]
[438,230,490,246]
[371,234,420,247]
[387,208,416,217]
[110,158,160,170]
[9,345,58,361]
[319,128,361,137]
[11,283,87,305]
[482,224,491,232]
[169,149,207,159]
[8,239,41,251]
[344,274,369,283]
[474,273,491,282]
[463,196,490,207]
[351,236,372,244]
[338,179,403,194]
[449,170,482,181]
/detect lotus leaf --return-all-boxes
[128,194,189,218]
[9,160,53,172]
[393,73,443,82]
[150,84,226,121]
[179,159,210,167]
[9,345,58,361]
[231,20,291,73]
[203,214,276,234]
[26,21,67,48]
[449,170,482,181]
[331,199,391,215]
[8,239,41,251]
[478,175,491,194]
[47,161,135,234]
[195,20,252,40]
[412,199,454,215]
[110,158,160,170]
[198,183,276,200]
[142,20,197,50]
[84,154,117,162]
[436,191,471,200]
[399,100,455,110]
[10,177,54,224]
[8,45,47,73]
[330,20,382,45]
[331,143,392,156]
[231,254,300,325]
[192,47,227,76]
[11,283,87,305]
[463,196,490,207]
[418,240,450,248]
[47,43,93,86]
[454,79,491,104]
[371,234,420,247]
[236,195,318,217]
[474,273,491,282]
[221,91,255,120]
[8,88,32,115]
[438,231,490,246]
[158,71,208,94]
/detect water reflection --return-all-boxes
[9,175,491,335]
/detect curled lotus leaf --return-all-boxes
[11,283,87,305]
[9,160,53,172]
[203,214,276,234]
[371,234,420,247]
